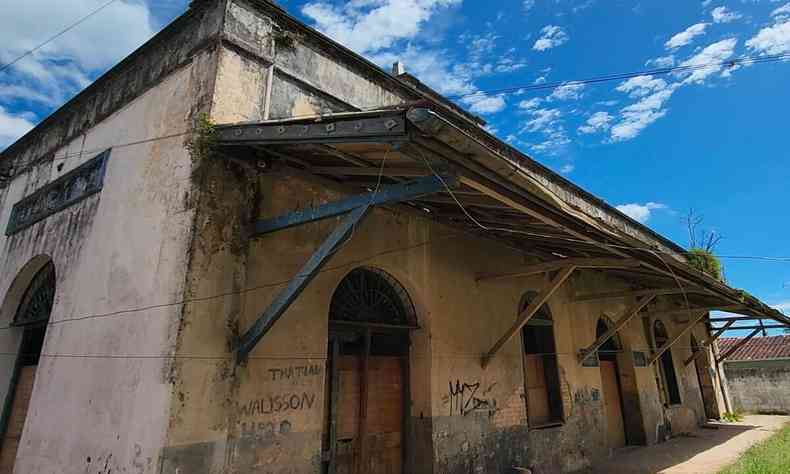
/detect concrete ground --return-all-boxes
[583,415,790,474]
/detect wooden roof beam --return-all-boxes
[573,287,708,303]
[476,257,639,282]
[641,305,746,319]
[482,265,576,368]
[716,328,762,364]
[577,294,657,365]
[648,310,709,366]
[311,166,430,177]
[685,320,734,366]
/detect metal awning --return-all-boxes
[215,106,790,362]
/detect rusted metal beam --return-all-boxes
[684,320,734,366]
[216,112,408,145]
[237,205,370,361]
[713,324,786,331]
[577,294,657,365]
[709,316,765,322]
[254,175,454,235]
[482,265,576,368]
[476,257,638,282]
[716,328,762,364]
[648,311,709,366]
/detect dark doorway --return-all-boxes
[0,261,55,474]
[323,268,415,474]
[654,320,681,405]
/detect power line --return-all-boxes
[446,52,790,100]
[0,0,121,74]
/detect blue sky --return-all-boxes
[1,0,789,335]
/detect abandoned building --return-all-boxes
[1,1,789,473]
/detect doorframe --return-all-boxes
[325,322,413,474]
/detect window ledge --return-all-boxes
[529,421,564,431]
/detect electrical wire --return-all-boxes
[446,52,790,100]
[0,0,121,74]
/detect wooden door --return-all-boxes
[0,366,37,474]
[694,357,718,420]
[334,355,403,474]
[524,354,551,426]
[600,361,626,449]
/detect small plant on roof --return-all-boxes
[684,209,724,282]
[687,248,723,281]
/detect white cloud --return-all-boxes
[523,0,535,11]
[461,92,506,114]
[746,20,790,55]
[773,301,790,314]
[773,3,790,20]
[0,106,35,148]
[371,45,475,96]
[646,55,676,68]
[665,23,709,49]
[534,76,547,84]
[615,202,668,223]
[578,111,612,134]
[522,108,562,133]
[548,82,585,100]
[678,38,738,84]
[702,0,713,7]
[610,87,677,141]
[560,164,575,174]
[711,6,742,24]
[518,97,542,109]
[303,0,460,55]
[616,75,668,97]
[0,0,155,147]
[533,25,569,51]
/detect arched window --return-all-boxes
[0,259,55,470]
[329,267,416,327]
[653,320,681,405]
[596,318,622,361]
[520,292,563,426]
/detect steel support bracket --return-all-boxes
[254,175,456,236]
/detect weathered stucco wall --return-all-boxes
[724,360,790,415]
[164,166,722,473]
[0,43,219,474]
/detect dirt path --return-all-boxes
[583,415,790,474]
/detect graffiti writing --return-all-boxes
[444,380,497,416]
[269,364,322,381]
[239,393,316,417]
[240,420,293,439]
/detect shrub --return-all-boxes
[687,248,723,281]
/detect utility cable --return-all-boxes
[0,0,121,74]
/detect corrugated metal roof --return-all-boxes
[719,335,790,361]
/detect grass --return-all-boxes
[718,423,790,474]
[721,411,745,423]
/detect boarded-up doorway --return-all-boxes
[597,318,646,448]
[323,268,415,474]
[691,335,719,420]
[0,261,54,474]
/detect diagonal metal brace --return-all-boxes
[237,205,370,361]
[255,175,456,236]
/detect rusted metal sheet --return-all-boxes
[216,112,408,145]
